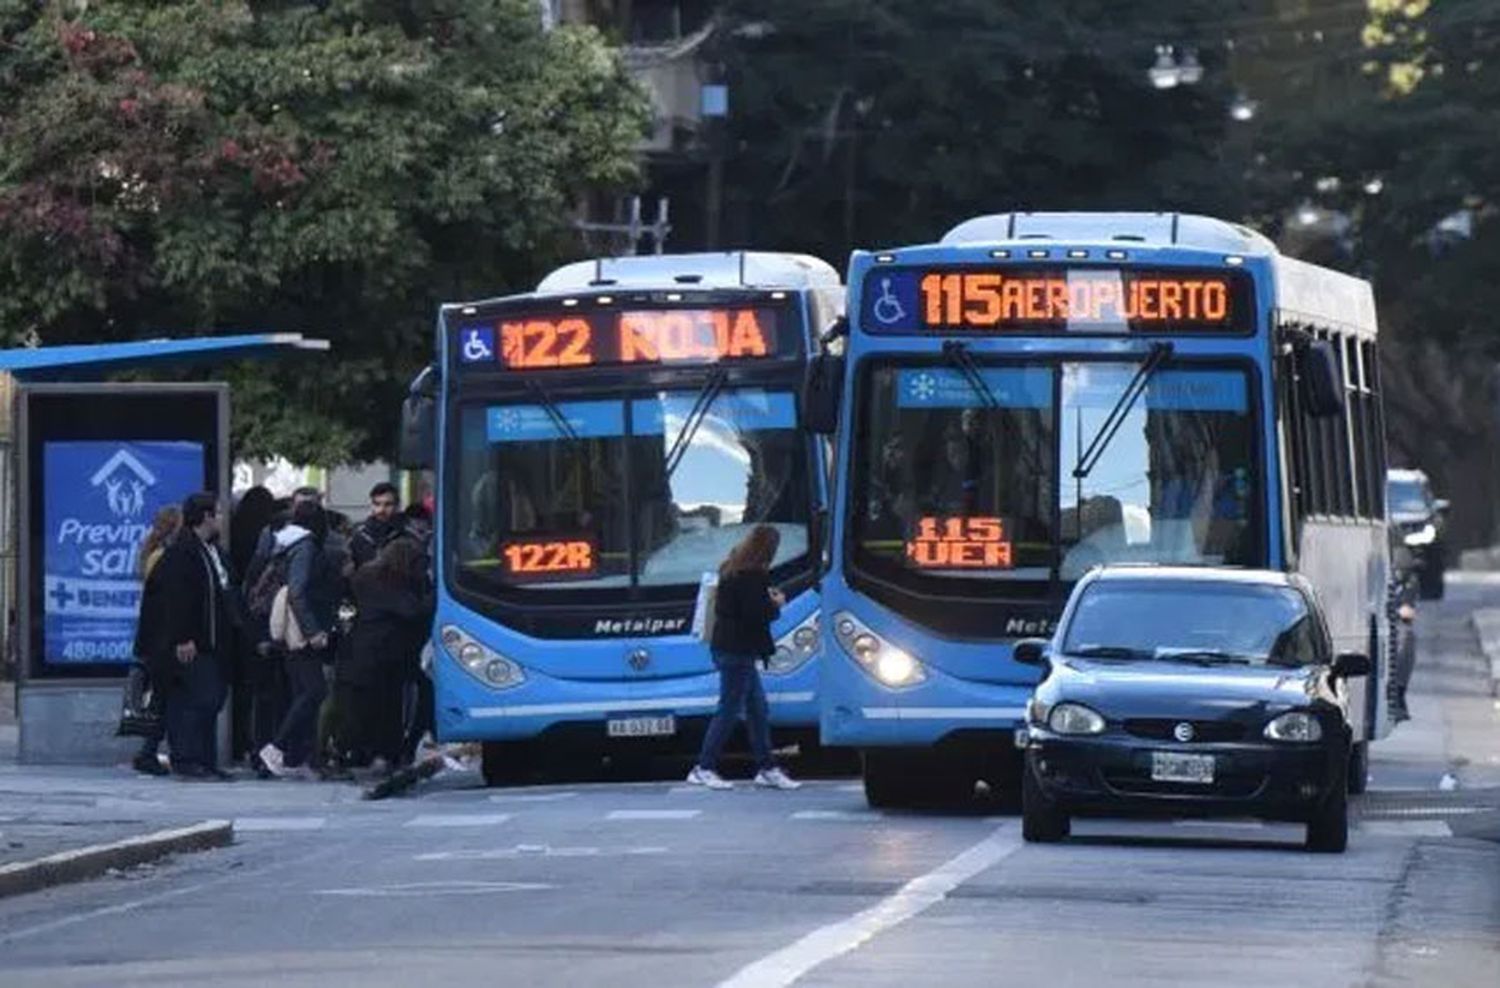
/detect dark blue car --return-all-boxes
[1017,566,1370,853]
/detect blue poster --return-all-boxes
[43,441,205,665]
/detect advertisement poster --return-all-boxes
[43,441,205,666]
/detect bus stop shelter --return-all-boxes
[1,333,329,764]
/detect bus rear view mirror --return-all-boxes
[1298,341,1343,418]
[398,364,439,470]
[800,353,845,435]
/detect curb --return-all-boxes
[0,820,233,899]
[1470,609,1500,697]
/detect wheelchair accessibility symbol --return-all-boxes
[460,327,495,363]
[872,277,908,326]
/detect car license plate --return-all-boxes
[606,715,676,738]
[1151,751,1215,784]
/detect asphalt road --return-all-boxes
[2,580,1498,987]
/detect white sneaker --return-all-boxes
[686,766,733,790]
[754,767,802,791]
[258,744,294,779]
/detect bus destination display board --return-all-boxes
[905,516,1014,569]
[455,306,785,370]
[500,534,599,582]
[862,267,1252,334]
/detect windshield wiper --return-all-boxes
[663,367,728,478]
[1072,342,1174,480]
[1154,648,1257,666]
[526,379,581,445]
[941,340,1047,478]
[1070,645,1151,660]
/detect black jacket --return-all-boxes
[710,569,781,658]
[154,533,235,656]
[343,568,434,687]
[350,517,414,569]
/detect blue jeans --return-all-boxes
[696,653,774,773]
[165,652,225,771]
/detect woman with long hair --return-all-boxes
[342,538,433,771]
[687,524,800,790]
[130,505,182,776]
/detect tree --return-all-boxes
[0,0,649,463]
[717,0,1257,260]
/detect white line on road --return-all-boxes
[415,845,669,861]
[405,813,513,828]
[314,880,552,897]
[835,784,865,793]
[486,791,579,803]
[606,809,702,821]
[1361,820,1453,837]
[234,816,327,832]
[790,810,883,821]
[715,824,1022,988]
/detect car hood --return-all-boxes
[1389,511,1431,527]
[1045,657,1321,720]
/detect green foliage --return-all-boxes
[0,0,649,463]
[719,0,1253,259]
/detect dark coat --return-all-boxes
[154,533,234,656]
[349,516,414,569]
[344,568,433,687]
[710,569,781,658]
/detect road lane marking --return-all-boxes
[317,881,551,897]
[405,813,512,828]
[606,809,702,820]
[835,784,865,793]
[234,816,327,832]
[487,791,579,803]
[715,824,1022,988]
[790,810,883,821]
[1361,820,1452,837]
[415,845,669,861]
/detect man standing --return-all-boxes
[156,492,235,781]
[350,482,412,569]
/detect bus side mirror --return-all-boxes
[800,353,845,435]
[398,365,439,470]
[1014,639,1050,666]
[1332,652,1370,679]
[1297,341,1343,418]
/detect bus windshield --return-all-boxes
[452,387,810,599]
[850,359,1260,602]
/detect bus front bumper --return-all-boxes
[820,653,1032,748]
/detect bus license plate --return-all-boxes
[607,715,676,738]
[1151,751,1215,784]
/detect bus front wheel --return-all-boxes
[862,749,920,808]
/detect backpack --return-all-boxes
[246,545,296,621]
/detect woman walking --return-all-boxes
[259,501,343,777]
[687,524,800,791]
[342,539,433,771]
[130,505,182,776]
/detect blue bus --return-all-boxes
[406,253,842,785]
[803,212,1391,807]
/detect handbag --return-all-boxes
[116,660,163,738]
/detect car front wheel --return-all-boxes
[1306,769,1349,853]
[1021,761,1070,843]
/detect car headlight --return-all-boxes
[1264,711,1323,742]
[1403,523,1437,547]
[833,611,926,688]
[440,624,525,689]
[767,611,820,675]
[1047,702,1106,735]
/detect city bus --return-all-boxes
[405,252,841,785]
[802,211,1391,807]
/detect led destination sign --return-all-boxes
[905,516,1014,569]
[863,267,1252,334]
[456,306,785,370]
[500,534,599,581]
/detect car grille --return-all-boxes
[1102,773,1264,799]
[1122,719,1247,743]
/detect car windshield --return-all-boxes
[452,387,810,597]
[1386,478,1430,516]
[1062,580,1322,666]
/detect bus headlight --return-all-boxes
[767,612,820,675]
[833,611,926,688]
[1404,523,1437,547]
[441,625,526,690]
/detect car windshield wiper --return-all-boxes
[1154,648,1258,666]
[1069,645,1151,660]
[1072,342,1174,479]
[663,367,728,479]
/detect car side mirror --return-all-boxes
[1013,639,1050,666]
[1332,652,1370,679]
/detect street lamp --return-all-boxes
[1149,45,1181,89]
[1177,48,1204,85]
[1230,92,1258,121]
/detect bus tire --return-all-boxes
[1021,762,1069,843]
[481,740,532,788]
[862,749,918,808]
[1346,740,1369,795]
